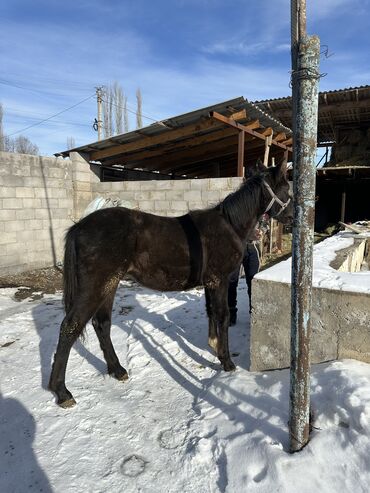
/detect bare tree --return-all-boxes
[0,103,4,151]
[113,82,124,134]
[136,88,143,129]
[103,86,113,138]
[67,136,76,149]
[123,95,129,133]
[103,82,126,137]
[13,135,39,155]
[0,102,39,154]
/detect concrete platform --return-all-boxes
[250,229,370,371]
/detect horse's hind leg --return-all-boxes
[92,283,128,382]
[49,289,106,407]
[49,311,89,408]
[205,287,218,352]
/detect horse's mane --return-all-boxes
[218,172,264,232]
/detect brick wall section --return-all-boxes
[0,152,74,274]
[90,174,242,217]
[0,151,243,274]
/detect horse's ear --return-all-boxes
[276,154,288,177]
[255,158,267,173]
[245,162,259,178]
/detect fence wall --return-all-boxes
[0,151,242,275]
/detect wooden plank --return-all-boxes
[140,140,240,173]
[341,191,346,222]
[93,117,263,164]
[101,126,240,166]
[274,132,287,142]
[262,127,273,137]
[339,221,362,234]
[237,131,245,177]
[283,137,293,146]
[91,118,224,161]
[210,111,292,152]
[230,109,247,121]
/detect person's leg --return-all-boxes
[228,265,240,325]
[244,243,260,313]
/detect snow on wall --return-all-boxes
[256,232,370,294]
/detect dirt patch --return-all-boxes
[0,267,63,300]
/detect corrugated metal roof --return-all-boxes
[253,85,370,144]
[55,97,291,158]
[254,85,370,104]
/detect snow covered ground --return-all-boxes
[1,281,370,493]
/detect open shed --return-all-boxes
[255,86,370,228]
[56,97,292,180]
[253,85,370,152]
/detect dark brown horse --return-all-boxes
[49,159,293,407]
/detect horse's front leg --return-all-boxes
[207,283,236,372]
[205,287,218,352]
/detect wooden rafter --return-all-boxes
[90,118,224,161]
[133,138,240,173]
[210,111,292,152]
[100,120,261,167]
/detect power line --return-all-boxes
[1,94,95,140]
[8,112,92,128]
[0,77,92,96]
[0,78,56,96]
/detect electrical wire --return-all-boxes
[0,77,91,95]
[1,94,95,140]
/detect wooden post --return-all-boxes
[263,133,273,166]
[341,191,346,222]
[213,162,220,178]
[237,130,245,177]
[269,218,274,254]
[277,223,283,251]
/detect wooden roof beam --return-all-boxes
[210,111,292,152]
[143,144,239,174]
[274,132,287,142]
[99,127,237,166]
[229,109,247,121]
[118,131,260,171]
[90,117,225,161]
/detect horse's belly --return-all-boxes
[126,267,190,292]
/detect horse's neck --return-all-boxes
[221,179,266,239]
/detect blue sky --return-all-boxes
[1,0,369,156]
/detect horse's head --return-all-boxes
[253,158,293,225]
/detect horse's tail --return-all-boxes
[63,224,79,314]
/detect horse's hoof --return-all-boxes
[110,367,129,382]
[58,397,77,408]
[116,372,129,382]
[223,361,236,372]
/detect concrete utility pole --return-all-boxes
[289,0,320,452]
[95,87,104,141]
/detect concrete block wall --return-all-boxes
[0,151,243,274]
[72,152,242,220]
[0,152,74,274]
[250,279,370,370]
[250,236,370,371]
[90,174,242,218]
